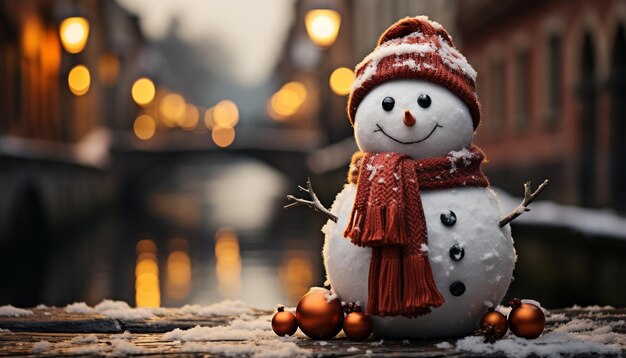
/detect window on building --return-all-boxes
[546,34,562,127]
[490,60,504,134]
[514,49,530,131]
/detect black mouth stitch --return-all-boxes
[374,123,443,145]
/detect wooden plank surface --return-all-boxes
[0,307,624,357]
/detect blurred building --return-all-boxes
[462,0,626,212]
[0,0,145,305]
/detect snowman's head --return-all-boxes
[354,79,474,159]
[347,16,481,159]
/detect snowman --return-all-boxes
[286,16,547,339]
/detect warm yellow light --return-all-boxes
[204,107,215,129]
[304,9,341,47]
[98,53,120,86]
[159,93,186,126]
[133,114,156,140]
[329,67,355,95]
[166,249,191,300]
[212,126,235,148]
[22,16,43,59]
[135,239,160,307]
[132,78,155,107]
[213,100,239,128]
[59,17,89,54]
[270,81,307,118]
[181,104,199,130]
[41,29,61,75]
[68,65,90,96]
[214,227,241,298]
[278,251,314,301]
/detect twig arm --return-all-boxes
[499,179,549,228]
[284,177,338,223]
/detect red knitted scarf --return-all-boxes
[344,145,489,317]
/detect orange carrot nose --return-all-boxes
[404,109,416,127]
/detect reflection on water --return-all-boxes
[10,155,325,309]
[165,238,191,301]
[135,239,161,308]
[214,227,242,299]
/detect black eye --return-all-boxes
[417,94,431,108]
[382,97,395,111]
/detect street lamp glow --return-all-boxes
[212,126,236,148]
[131,78,156,107]
[304,9,341,47]
[134,114,156,140]
[269,81,307,118]
[59,17,89,54]
[329,67,355,95]
[67,65,90,96]
[159,93,186,127]
[213,100,239,128]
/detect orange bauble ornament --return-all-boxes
[476,307,508,343]
[296,287,344,339]
[342,302,372,340]
[507,298,545,339]
[272,305,298,337]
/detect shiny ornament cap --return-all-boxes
[347,16,481,129]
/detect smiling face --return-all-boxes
[354,79,475,159]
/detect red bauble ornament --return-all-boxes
[342,302,372,340]
[475,307,508,343]
[296,288,344,339]
[507,298,545,339]
[272,305,298,337]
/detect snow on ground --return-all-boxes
[453,306,625,357]
[162,312,309,357]
[495,187,626,239]
[0,305,33,317]
[179,299,254,316]
[64,299,166,320]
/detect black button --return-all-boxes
[440,210,457,226]
[449,281,465,296]
[449,245,465,261]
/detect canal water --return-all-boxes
[23,154,327,309]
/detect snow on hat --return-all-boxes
[347,16,481,129]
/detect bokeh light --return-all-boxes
[269,81,307,118]
[21,16,43,59]
[68,65,91,96]
[213,100,239,128]
[159,93,186,127]
[204,107,215,129]
[181,103,200,130]
[329,67,355,95]
[212,126,236,148]
[133,114,156,140]
[59,17,90,54]
[165,238,191,301]
[304,9,341,47]
[131,78,156,107]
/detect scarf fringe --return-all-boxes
[366,248,403,316]
[402,254,444,315]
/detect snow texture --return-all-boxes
[162,313,309,357]
[179,300,254,316]
[495,188,626,239]
[435,341,453,349]
[109,338,144,356]
[454,317,625,357]
[32,340,52,353]
[0,305,33,317]
[64,299,166,320]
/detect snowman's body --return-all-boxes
[323,184,515,338]
[321,78,517,338]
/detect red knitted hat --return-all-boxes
[347,16,481,129]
